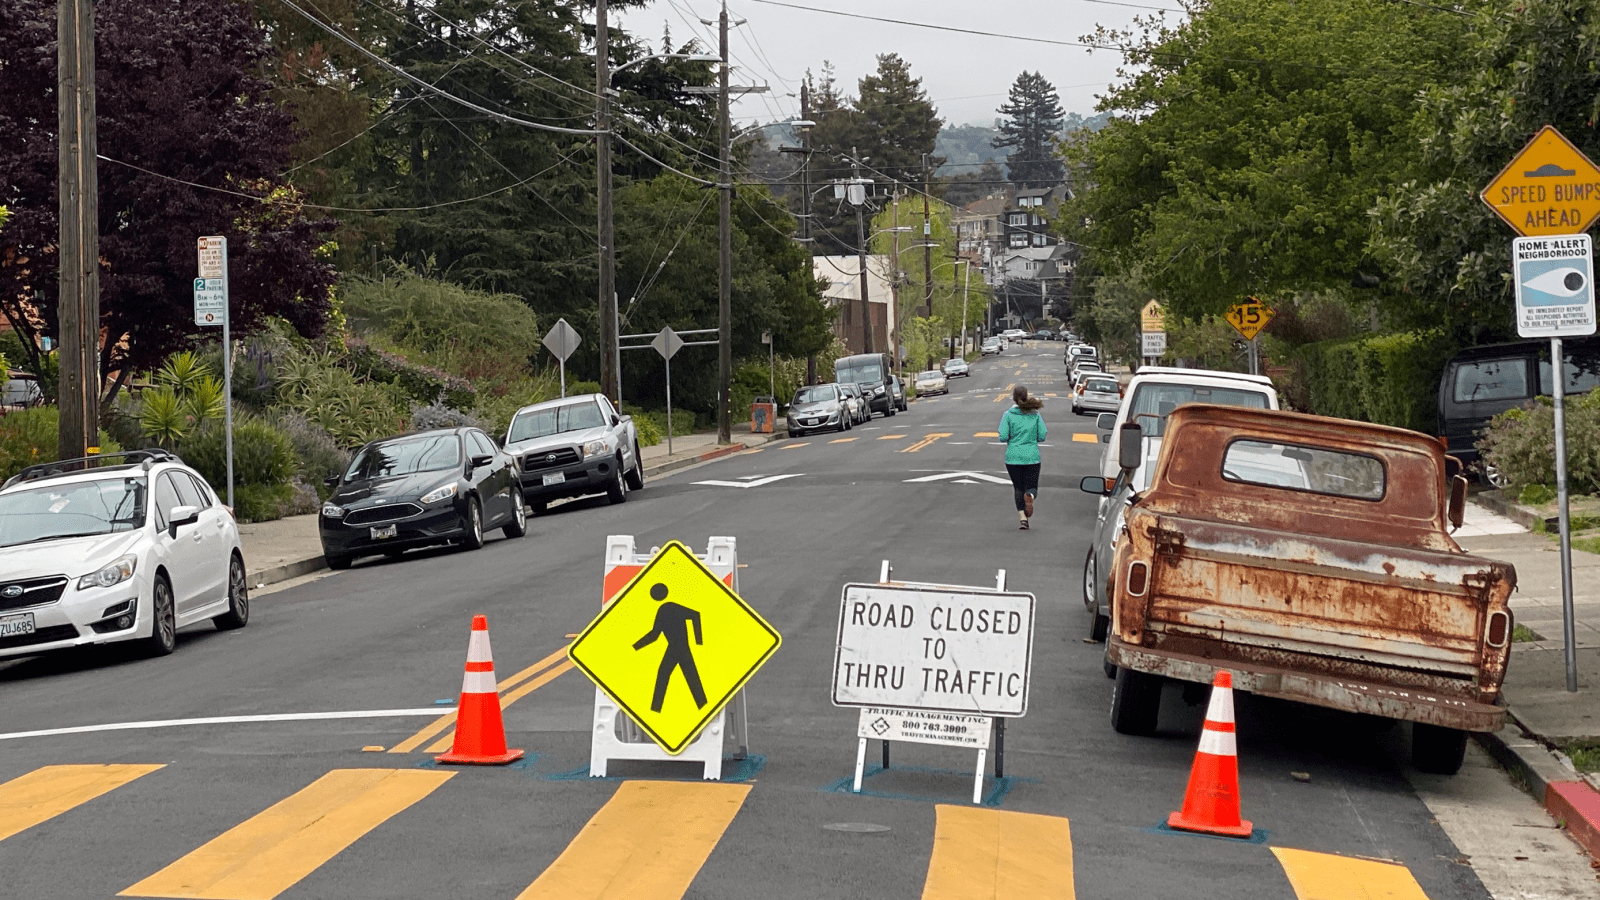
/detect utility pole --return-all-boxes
[922,153,933,318]
[799,86,815,385]
[717,0,732,443]
[595,0,620,407]
[57,0,99,463]
[852,151,873,355]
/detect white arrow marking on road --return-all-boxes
[903,471,1011,484]
[693,474,805,488]
[951,478,980,484]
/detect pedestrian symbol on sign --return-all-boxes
[634,583,707,712]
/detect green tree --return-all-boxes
[1065,0,1467,322]
[993,72,1066,188]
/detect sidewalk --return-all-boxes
[236,421,784,589]
[1456,498,1600,861]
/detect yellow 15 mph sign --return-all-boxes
[568,541,782,754]
[1225,299,1275,341]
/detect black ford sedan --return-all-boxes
[318,427,525,569]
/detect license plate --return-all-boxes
[542,471,566,486]
[370,524,397,540]
[0,612,36,638]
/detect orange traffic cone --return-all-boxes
[1167,671,1253,838]
[435,615,524,765]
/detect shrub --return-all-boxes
[1289,330,1455,433]
[264,410,349,492]
[343,337,475,409]
[633,414,662,447]
[180,417,297,491]
[1479,392,1600,496]
[232,482,296,524]
[412,401,484,432]
[273,348,410,447]
[339,267,542,365]
[0,407,121,479]
[635,409,695,439]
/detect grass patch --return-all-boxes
[1511,624,1544,643]
[1565,745,1600,773]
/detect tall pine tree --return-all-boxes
[993,71,1066,188]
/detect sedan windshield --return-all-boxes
[0,478,146,547]
[346,434,462,481]
[508,401,607,443]
[794,386,836,404]
[916,373,940,382]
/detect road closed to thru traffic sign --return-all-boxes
[832,583,1035,717]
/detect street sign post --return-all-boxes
[542,318,581,398]
[1482,127,1600,693]
[568,540,782,755]
[196,237,233,507]
[652,326,684,456]
[1225,299,1276,375]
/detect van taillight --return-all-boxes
[1485,610,1510,648]
[1126,561,1149,597]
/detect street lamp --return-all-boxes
[596,43,721,407]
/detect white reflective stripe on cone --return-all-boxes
[1205,685,1235,724]
[466,629,492,663]
[1197,728,1237,757]
[461,670,498,694]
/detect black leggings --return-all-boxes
[1006,463,1040,511]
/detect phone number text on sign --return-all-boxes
[856,707,992,749]
[832,583,1036,716]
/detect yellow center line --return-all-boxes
[829,437,858,443]
[514,781,750,900]
[877,434,909,440]
[1271,847,1431,900]
[390,644,569,754]
[974,432,999,438]
[1,764,164,843]
[424,660,577,754]
[122,769,453,900]
[993,393,1010,402]
[1072,433,1099,443]
[785,441,810,448]
[742,447,763,454]
[900,432,953,453]
[920,805,1074,899]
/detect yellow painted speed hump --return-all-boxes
[568,541,781,754]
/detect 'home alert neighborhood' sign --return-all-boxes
[1513,234,1597,339]
[832,583,1035,717]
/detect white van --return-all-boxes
[1096,366,1279,479]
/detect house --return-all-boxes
[812,255,896,356]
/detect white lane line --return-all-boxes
[0,709,455,742]
[693,474,804,488]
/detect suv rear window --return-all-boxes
[1452,359,1529,403]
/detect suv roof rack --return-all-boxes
[2,449,180,491]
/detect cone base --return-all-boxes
[435,748,525,766]
[1166,811,1253,839]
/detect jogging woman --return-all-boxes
[998,384,1046,529]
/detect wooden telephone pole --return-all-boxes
[57,0,100,462]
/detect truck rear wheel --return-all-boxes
[1411,723,1468,775]
[1110,667,1162,736]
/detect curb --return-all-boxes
[1476,723,1600,860]
[1471,491,1548,532]
[246,554,327,590]
[640,430,788,479]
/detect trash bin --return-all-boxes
[750,396,776,434]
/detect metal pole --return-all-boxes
[922,157,933,318]
[716,1,732,444]
[1553,336,1579,692]
[222,241,234,508]
[596,0,619,406]
[665,353,674,458]
[559,358,566,398]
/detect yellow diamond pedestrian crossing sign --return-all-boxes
[568,541,782,754]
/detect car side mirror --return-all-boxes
[323,475,340,488]
[1080,475,1114,496]
[470,454,495,468]
[611,414,621,427]
[168,504,200,539]
[1447,474,1468,530]
[1118,422,1143,471]
[1096,413,1116,431]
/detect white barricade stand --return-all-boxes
[836,561,1033,804]
[588,534,749,779]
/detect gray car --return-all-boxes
[787,383,850,435]
[1073,374,1122,415]
[504,394,643,514]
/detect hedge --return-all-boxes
[343,338,476,410]
[1290,330,1455,435]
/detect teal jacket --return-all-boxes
[998,407,1046,465]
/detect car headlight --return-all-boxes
[583,439,611,459]
[873,386,885,396]
[420,482,458,505]
[321,502,344,519]
[79,554,137,590]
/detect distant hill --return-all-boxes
[934,113,1111,176]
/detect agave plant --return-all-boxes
[184,375,226,424]
[139,388,187,447]
[156,352,211,395]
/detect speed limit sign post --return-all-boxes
[1225,299,1275,375]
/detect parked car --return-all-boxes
[0,449,248,661]
[788,383,850,435]
[1095,366,1280,480]
[839,382,869,425]
[1066,344,1099,368]
[913,370,949,396]
[2,372,43,410]
[1003,328,1028,342]
[980,339,1001,356]
[1436,336,1600,479]
[321,427,524,568]
[1030,330,1053,341]
[942,357,970,377]
[1069,360,1104,380]
[504,394,643,514]
[1073,374,1122,416]
[836,352,903,417]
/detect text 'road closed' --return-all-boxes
[832,584,1035,717]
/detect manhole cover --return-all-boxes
[822,822,891,833]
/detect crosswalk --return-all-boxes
[1,762,1444,900]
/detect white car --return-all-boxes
[0,450,247,660]
[1002,329,1028,342]
[913,370,949,396]
[942,357,970,377]
[1095,366,1280,480]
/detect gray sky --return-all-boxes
[617,0,1178,130]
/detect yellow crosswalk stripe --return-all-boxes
[878,434,909,440]
[1272,847,1431,900]
[1072,433,1099,443]
[900,432,952,453]
[513,781,750,900]
[829,437,858,443]
[0,764,164,842]
[122,769,452,900]
[920,805,1074,899]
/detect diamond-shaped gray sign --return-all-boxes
[542,318,581,361]
[651,326,684,360]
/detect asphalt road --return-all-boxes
[0,344,1497,900]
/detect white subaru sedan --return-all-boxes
[0,450,247,660]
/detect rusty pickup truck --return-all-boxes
[1096,405,1515,775]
